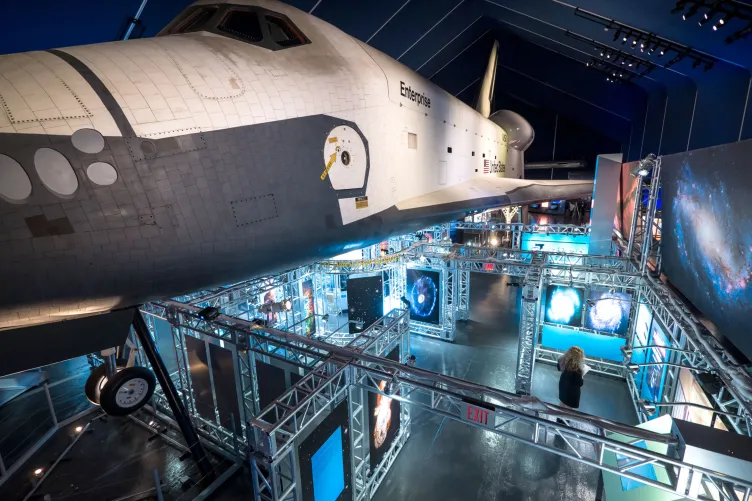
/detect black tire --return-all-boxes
[83,358,128,405]
[99,366,156,416]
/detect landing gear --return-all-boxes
[84,357,156,415]
[98,366,156,416]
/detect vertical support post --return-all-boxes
[640,158,661,273]
[43,382,58,428]
[515,252,545,395]
[133,309,215,478]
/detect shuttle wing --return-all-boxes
[395,177,593,214]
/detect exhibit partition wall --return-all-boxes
[614,161,641,242]
[347,275,384,334]
[661,139,752,360]
[590,153,623,255]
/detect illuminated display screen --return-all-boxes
[406,268,441,325]
[368,346,401,471]
[300,400,352,501]
[544,286,584,327]
[300,278,316,335]
[347,275,383,333]
[312,428,345,501]
[585,290,631,335]
[521,233,589,254]
[662,144,752,359]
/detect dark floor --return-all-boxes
[372,273,636,501]
[0,408,235,501]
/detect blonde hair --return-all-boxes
[561,346,585,373]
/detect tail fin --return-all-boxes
[475,40,498,118]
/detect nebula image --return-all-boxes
[301,279,315,335]
[586,291,631,335]
[544,286,584,327]
[662,148,752,358]
[372,380,393,449]
[406,269,441,325]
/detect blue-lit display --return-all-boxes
[406,268,441,325]
[540,325,626,361]
[585,291,631,335]
[544,286,584,327]
[311,427,345,501]
[521,233,589,254]
[662,145,752,359]
[639,320,669,407]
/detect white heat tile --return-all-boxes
[184,97,205,113]
[152,108,175,121]
[123,93,149,110]
[209,112,228,128]
[132,108,156,124]
[156,83,180,98]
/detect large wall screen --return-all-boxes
[347,275,384,334]
[544,286,585,327]
[661,142,752,359]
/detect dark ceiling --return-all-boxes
[1,0,751,166]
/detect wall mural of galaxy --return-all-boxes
[544,286,585,327]
[585,290,631,336]
[406,268,441,325]
[661,142,752,359]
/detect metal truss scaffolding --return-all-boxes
[515,252,545,395]
[165,304,752,501]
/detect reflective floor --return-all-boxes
[373,273,636,501]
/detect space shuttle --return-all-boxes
[0,0,591,368]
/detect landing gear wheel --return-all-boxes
[84,358,127,405]
[99,366,156,417]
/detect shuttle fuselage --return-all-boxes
[0,0,591,329]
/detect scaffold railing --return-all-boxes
[449,221,591,235]
[536,346,626,379]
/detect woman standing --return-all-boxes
[557,346,585,409]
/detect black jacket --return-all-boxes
[557,359,584,408]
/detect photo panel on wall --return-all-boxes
[406,268,442,325]
[584,290,631,336]
[299,399,353,501]
[300,278,316,336]
[347,275,384,334]
[544,285,585,327]
[368,346,402,472]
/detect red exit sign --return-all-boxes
[462,400,495,428]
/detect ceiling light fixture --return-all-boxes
[683,3,700,20]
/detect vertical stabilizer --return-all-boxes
[475,40,499,118]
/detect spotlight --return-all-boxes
[671,0,688,14]
[600,51,604,56]
[613,29,622,42]
[198,306,221,321]
[257,299,293,315]
[490,237,499,246]
[632,40,638,46]
[620,345,633,359]
[626,363,640,374]
[693,59,702,69]
[384,375,400,396]
[321,313,329,323]
[355,318,365,330]
[606,52,611,58]
[659,49,665,56]
[622,36,628,44]
[586,299,595,308]
[33,468,44,477]
[628,62,633,66]
[75,425,83,433]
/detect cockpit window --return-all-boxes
[266,15,306,47]
[161,4,310,51]
[218,10,263,43]
[168,6,218,35]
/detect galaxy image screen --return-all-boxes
[661,143,752,359]
[544,286,585,327]
[585,290,631,335]
[300,399,352,501]
[301,278,316,336]
[406,268,441,325]
[368,346,401,471]
[347,275,384,334]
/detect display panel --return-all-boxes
[184,335,216,423]
[616,440,658,491]
[634,304,652,347]
[255,359,287,411]
[406,268,441,325]
[544,286,585,327]
[347,275,383,333]
[301,278,316,336]
[672,369,728,431]
[661,143,752,359]
[585,290,631,335]
[368,346,401,471]
[300,399,352,501]
[540,325,626,361]
[521,233,589,254]
[640,321,668,404]
[208,342,242,432]
[260,286,284,326]
[614,161,641,241]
